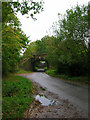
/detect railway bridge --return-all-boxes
[20,54,49,72]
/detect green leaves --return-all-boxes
[2,26,28,74]
[2,1,43,75]
[12,1,43,19]
[52,4,88,76]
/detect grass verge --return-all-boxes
[15,69,32,74]
[2,75,36,119]
[46,70,89,85]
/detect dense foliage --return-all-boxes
[51,4,88,76]
[24,4,89,76]
[2,1,43,75]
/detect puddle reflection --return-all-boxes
[35,94,60,106]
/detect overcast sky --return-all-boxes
[17,0,89,42]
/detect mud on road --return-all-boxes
[18,73,87,118]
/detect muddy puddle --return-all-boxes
[35,94,61,106]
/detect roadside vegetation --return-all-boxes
[46,70,88,85]
[15,69,32,74]
[2,1,43,76]
[2,75,36,119]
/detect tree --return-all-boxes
[23,42,37,58]
[2,1,44,24]
[52,4,88,76]
[2,1,43,75]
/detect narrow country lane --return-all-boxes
[20,72,88,117]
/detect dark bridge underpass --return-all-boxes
[20,54,49,72]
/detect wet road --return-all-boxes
[22,72,88,117]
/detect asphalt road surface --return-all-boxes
[22,72,88,117]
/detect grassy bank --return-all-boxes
[46,70,89,85]
[2,75,36,119]
[15,69,32,74]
